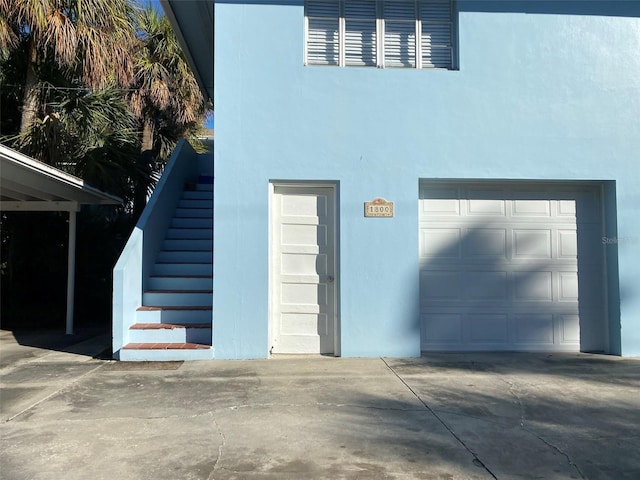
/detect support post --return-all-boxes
[66,209,77,335]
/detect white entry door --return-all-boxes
[271,185,337,354]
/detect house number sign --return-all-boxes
[364,198,394,217]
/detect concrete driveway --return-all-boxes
[1,328,639,480]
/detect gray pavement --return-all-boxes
[1,329,640,480]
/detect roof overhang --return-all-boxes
[160,0,214,104]
[0,144,122,212]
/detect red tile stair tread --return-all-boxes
[149,275,212,278]
[122,343,210,350]
[137,306,212,311]
[144,289,213,293]
[130,323,210,329]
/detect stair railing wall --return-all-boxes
[113,140,199,357]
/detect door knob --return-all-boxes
[327,275,334,283]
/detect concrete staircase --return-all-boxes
[119,177,213,360]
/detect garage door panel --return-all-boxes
[465,271,508,301]
[419,228,461,258]
[463,228,507,258]
[421,314,462,343]
[558,314,580,343]
[513,314,554,344]
[513,271,553,302]
[512,229,552,259]
[420,271,461,301]
[466,198,506,216]
[558,199,577,217]
[512,199,551,217]
[468,315,508,343]
[420,187,460,215]
[558,230,578,258]
[419,182,606,352]
[558,272,579,302]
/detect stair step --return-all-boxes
[171,217,212,228]
[128,322,211,343]
[166,228,212,240]
[137,306,212,311]
[136,306,211,324]
[148,275,212,290]
[175,209,213,218]
[178,199,212,209]
[163,239,212,251]
[153,263,212,276]
[131,323,210,329]
[157,251,212,263]
[143,290,213,307]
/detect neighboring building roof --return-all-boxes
[160,0,214,103]
[0,144,122,212]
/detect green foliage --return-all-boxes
[0,0,212,331]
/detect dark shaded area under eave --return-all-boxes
[215,0,640,18]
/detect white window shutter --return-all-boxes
[420,0,453,69]
[344,0,377,66]
[305,0,454,70]
[383,1,417,68]
[306,1,340,65]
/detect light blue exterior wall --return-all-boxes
[213,0,640,358]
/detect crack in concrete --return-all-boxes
[381,358,498,480]
[497,376,527,428]
[208,412,226,480]
[498,375,586,480]
[2,363,106,423]
[522,426,586,480]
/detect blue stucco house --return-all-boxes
[113,0,640,361]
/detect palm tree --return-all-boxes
[13,84,143,202]
[0,0,137,134]
[130,5,206,155]
[128,4,208,215]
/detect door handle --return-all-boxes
[327,275,335,283]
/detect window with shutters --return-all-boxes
[305,0,455,69]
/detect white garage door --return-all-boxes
[419,182,606,352]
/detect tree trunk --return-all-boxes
[19,39,40,135]
[141,116,154,154]
[132,117,155,219]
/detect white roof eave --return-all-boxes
[0,144,123,212]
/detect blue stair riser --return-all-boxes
[175,208,213,218]
[129,327,211,344]
[148,276,212,290]
[143,291,213,307]
[179,199,212,209]
[182,191,213,200]
[136,309,212,324]
[157,251,212,263]
[171,217,212,228]
[119,348,214,361]
[163,239,212,251]
[153,263,212,276]
[166,228,212,239]
[196,184,213,192]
